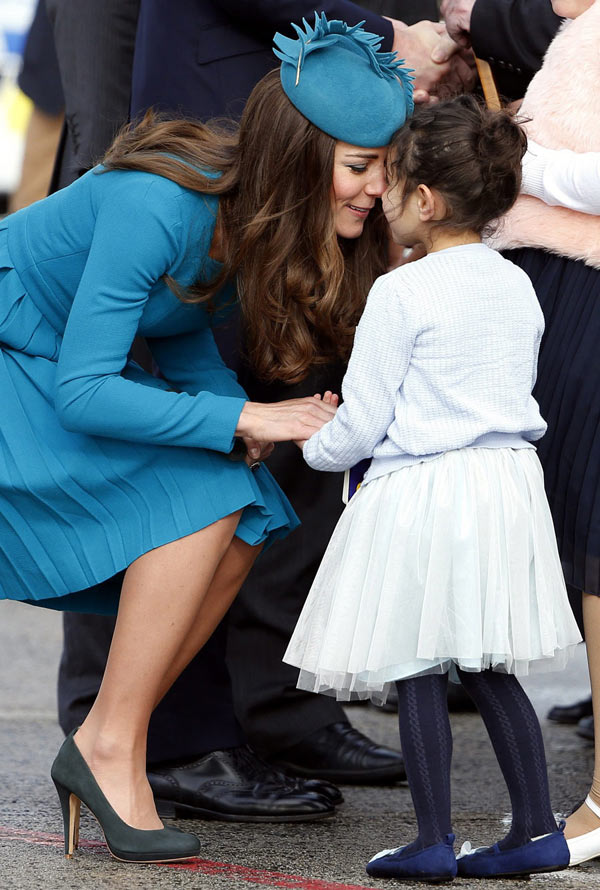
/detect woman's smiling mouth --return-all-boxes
[347,204,373,217]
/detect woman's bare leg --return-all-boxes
[152,536,262,708]
[73,511,242,830]
[565,591,600,839]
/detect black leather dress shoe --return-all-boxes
[148,745,339,822]
[576,714,595,742]
[271,721,406,784]
[547,696,593,724]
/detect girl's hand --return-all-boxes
[236,395,337,447]
[294,391,339,449]
[320,390,340,408]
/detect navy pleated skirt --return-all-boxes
[505,248,600,597]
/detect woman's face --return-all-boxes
[332,141,388,239]
[551,0,594,17]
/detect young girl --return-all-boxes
[284,95,582,882]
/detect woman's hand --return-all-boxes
[236,395,337,448]
[242,437,274,466]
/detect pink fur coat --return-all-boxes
[490,1,600,268]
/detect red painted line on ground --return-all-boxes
[0,825,377,890]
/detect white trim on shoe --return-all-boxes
[567,795,600,866]
[458,840,487,858]
[368,847,402,863]
[458,832,554,861]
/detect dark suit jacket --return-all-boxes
[362,0,437,18]
[19,0,63,114]
[46,0,141,189]
[471,0,562,98]
[130,0,403,121]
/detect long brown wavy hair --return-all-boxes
[102,70,388,383]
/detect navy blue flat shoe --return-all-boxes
[366,834,457,883]
[456,827,570,878]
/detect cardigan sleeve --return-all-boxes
[54,178,246,451]
[522,140,600,215]
[303,275,420,472]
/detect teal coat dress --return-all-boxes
[0,166,298,614]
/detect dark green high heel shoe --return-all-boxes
[51,730,201,863]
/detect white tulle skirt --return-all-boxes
[284,447,582,703]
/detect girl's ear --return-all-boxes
[416,184,436,222]
[416,184,447,222]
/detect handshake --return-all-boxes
[390,0,476,104]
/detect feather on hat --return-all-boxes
[273,12,414,147]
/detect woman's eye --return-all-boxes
[347,164,367,174]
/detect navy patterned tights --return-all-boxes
[394,669,557,854]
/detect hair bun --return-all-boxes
[388,94,528,236]
[476,110,527,191]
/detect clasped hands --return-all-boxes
[388,0,477,105]
[235,392,339,464]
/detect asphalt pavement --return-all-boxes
[1,599,600,890]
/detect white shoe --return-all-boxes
[567,795,600,866]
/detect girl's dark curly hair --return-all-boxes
[388,94,527,236]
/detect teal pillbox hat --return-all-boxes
[273,13,414,148]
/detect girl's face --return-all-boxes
[332,142,388,239]
[551,0,594,16]
[382,176,422,247]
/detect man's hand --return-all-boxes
[439,0,477,48]
[386,18,476,103]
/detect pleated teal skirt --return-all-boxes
[0,232,298,614]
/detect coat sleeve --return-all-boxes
[54,178,246,452]
[148,327,249,400]
[216,0,395,49]
[470,0,561,98]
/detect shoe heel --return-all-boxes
[53,779,81,858]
